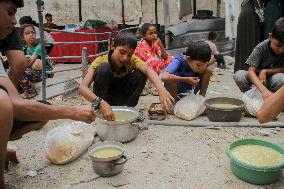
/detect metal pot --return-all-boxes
[96,106,140,143]
[88,141,128,177]
[205,97,245,122]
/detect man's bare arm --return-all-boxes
[257,86,284,123]
[0,77,96,123]
[5,50,26,86]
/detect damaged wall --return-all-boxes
[16,0,225,26]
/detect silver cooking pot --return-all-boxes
[88,141,127,177]
[96,106,140,143]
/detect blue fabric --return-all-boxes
[165,53,202,94]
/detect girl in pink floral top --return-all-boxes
[134,23,174,74]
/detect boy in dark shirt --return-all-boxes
[234,18,284,99]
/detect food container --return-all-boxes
[204,97,245,122]
[96,106,140,143]
[88,141,127,177]
[226,138,284,185]
[148,103,166,121]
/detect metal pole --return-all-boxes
[82,47,88,78]
[36,0,47,101]
[217,0,221,17]
[146,120,284,128]
[193,0,197,16]
[163,0,170,49]
[78,0,82,22]
[155,0,158,27]
[107,32,111,51]
[121,0,126,28]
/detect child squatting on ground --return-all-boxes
[79,31,174,121]
[161,40,212,101]
[233,17,284,100]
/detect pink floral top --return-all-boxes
[134,39,174,73]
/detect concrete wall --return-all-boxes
[16,0,225,26]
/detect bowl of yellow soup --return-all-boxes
[88,141,127,176]
[204,97,245,122]
[227,138,284,185]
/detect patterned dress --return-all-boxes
[134,39,174,73]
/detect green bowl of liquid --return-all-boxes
[226,138,284,185]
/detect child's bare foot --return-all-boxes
[5,149,19,170]
[22,88,37,99]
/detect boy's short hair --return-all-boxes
[208,31,218,41]
[45,13,52,18]
[19,16,36,26]
[140,23,155,36]
[114,31,137,49]
[271,18,284,44]
[185,40,211,62]
[0,0,24,7]
[19,24,35,37]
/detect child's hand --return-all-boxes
[100,100,115,121]
[186,77,200,86]
[158,88,175,113]
[155,38,163,48]
[25,55,31,63]
[258,69,267,86]
[261,89,273,100]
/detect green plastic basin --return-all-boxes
[226,138,284,185]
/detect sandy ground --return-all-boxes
[5,62,284,189]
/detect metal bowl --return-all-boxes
[96,106,140,143]
[204,97,245,122]
[88,141,127,177]
[96,106,140,124]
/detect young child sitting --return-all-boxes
[18,24,53,99]
[162,40,212,101]
[134,23,174,74]
[205,31,226,69]
[233,18,284,100]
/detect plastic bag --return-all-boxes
[45,121,95,165]
[242,86,264,116]
[174,92,206,120]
